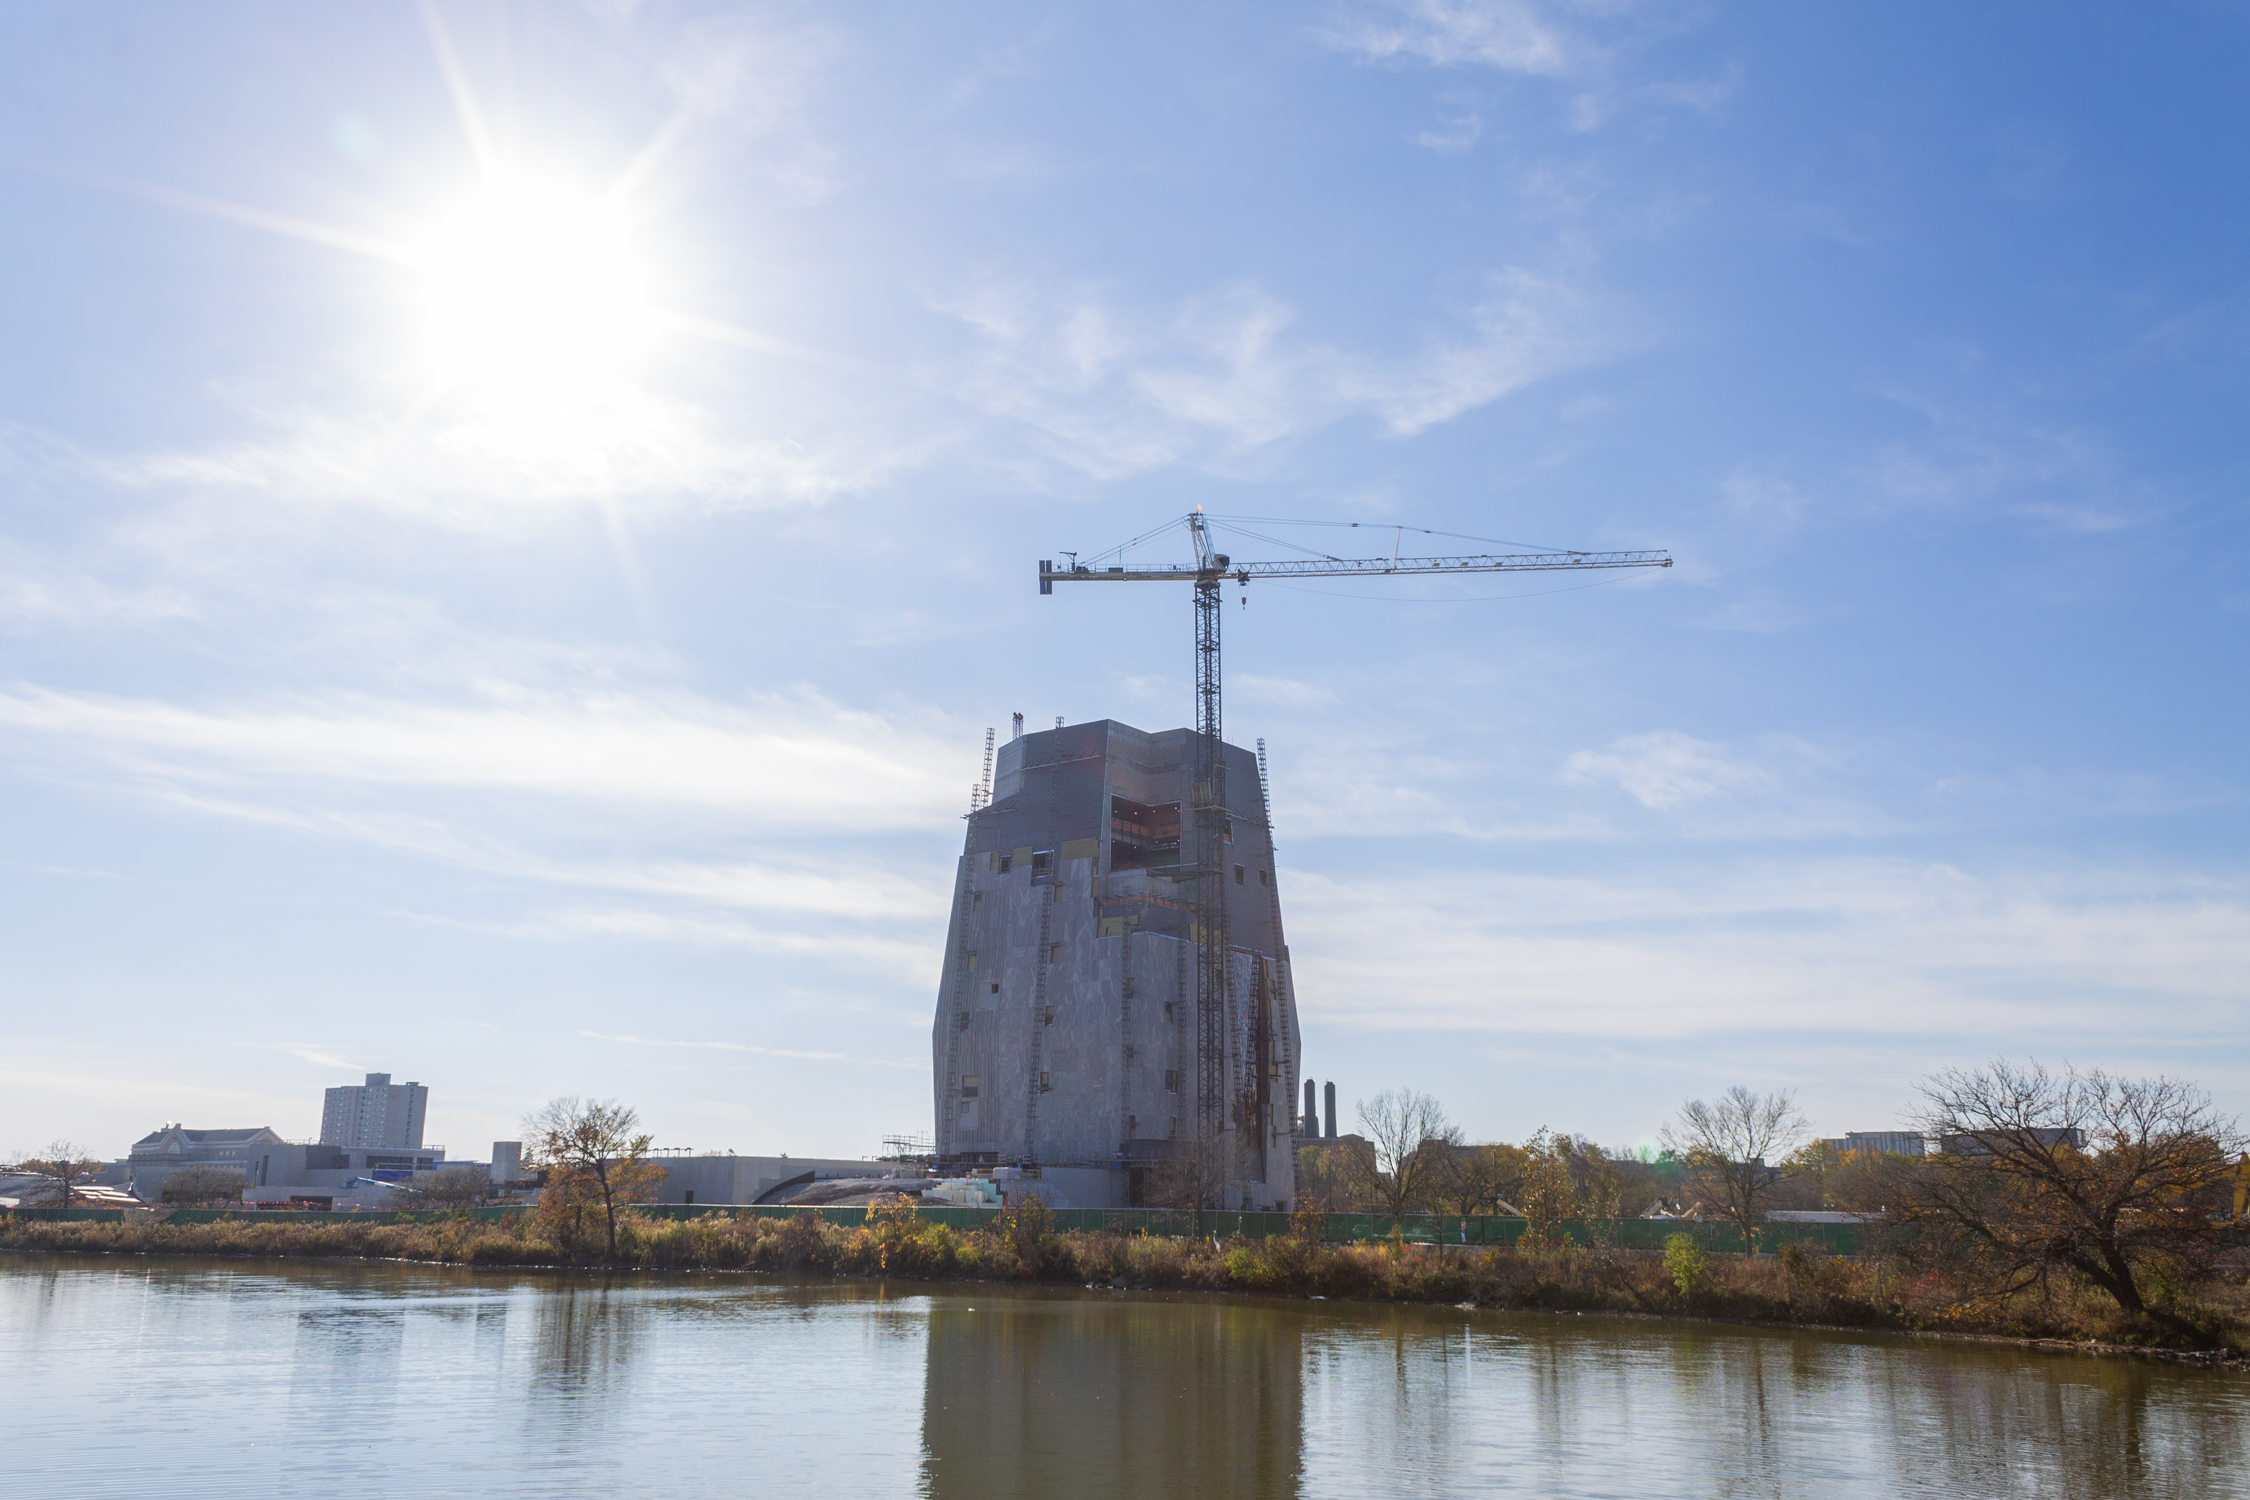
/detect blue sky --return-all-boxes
[2,2,2244,1163]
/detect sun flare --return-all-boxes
[409,177,663,407]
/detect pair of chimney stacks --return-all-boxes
[1301,1079,1337,1140]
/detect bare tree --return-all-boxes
[1435,1141,1527,1218]
[1899,1060,2243,1316]
[1356,1090,1457,1219]
[404,1165,493,1209]
[158,1164,248,1206]
[1660,1087,1808,1256]
[522,1098,668,1262]
[1293,1142,1363,1214]
[1145,1119,1232,1228]
[22,1141,103,1206]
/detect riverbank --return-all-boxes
[7,1207,2245,1359]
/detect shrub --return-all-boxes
[1665,1233,1709,1298]
[771,1210,835,1272]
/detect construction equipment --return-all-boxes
[1039,511,1671,1146]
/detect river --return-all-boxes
[2,1253,2243,1498]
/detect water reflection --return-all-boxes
[0,1256,2244,1500]
[920,1291,1303,1498]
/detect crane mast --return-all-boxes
[1038,516,1671,1171]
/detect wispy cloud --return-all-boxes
[576,1029,919,1067]
[1562,730,1891,838]
[0,538,199,632]
[404,905,939,984]
[1325,1,1572,76]
[0,681,965,833]
[1289,858,2250,1040]
[0,680,968,970]
[937,267,1619,478]
[93,392,916,524]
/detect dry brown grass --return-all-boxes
[8,1209,2245,1355]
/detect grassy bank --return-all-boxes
[7,1207,2245,1358]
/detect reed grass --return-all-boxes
[6,1207,2243,1357]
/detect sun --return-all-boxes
[408,175,663,408]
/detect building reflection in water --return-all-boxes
[919,1288,1305,1500]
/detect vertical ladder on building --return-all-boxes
[1256,738,1298,1177]
[1026,893,1053,1165]
[940,728,994,1163]
[970,727,995,813]
[1117,928,1135,1152]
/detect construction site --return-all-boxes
[929,514,1671,1211]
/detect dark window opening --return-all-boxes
[999,855,1012,873]
[1234,864,1245,884]
[1164,1069,1180,1093]
[961,1075,980,1099]
[1039,1072,1053,1093]
[1031,851,1051,877]
[683,1190,695,1204]
[989,982,1000,994]
[971,892,983,910]
[1108,796,1182,870]
[1042,1005,1056,1025]
[1259,870,1268,886]
[1163,1001,1175,1022]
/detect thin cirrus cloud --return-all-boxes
[0,537,199,632]
[1561,728,1892,838]
[1288,858,2250,1040]
[88,382,922,525]
[0,680,963,971]
[0,682,963,834]
[1324,0,1573,76]
[409,905,941,985]
[934,267,1616,479]
[577,1030,920,1069]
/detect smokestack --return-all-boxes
[1302,1080,1317,1139]
[1011,713,1024,741]
[1323,1081,1336,1139]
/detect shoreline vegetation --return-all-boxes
[7,1201,2246,1366]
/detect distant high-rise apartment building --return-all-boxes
[319,1072,428,1149]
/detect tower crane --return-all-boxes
[1039,511,1671,1149]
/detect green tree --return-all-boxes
[1517,1128,1579,1250]
[523,1097,668,1262]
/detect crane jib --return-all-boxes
[1039,550,1671,589]
[1030,525,1668,1200]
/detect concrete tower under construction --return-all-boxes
[931,719,1301,1210]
